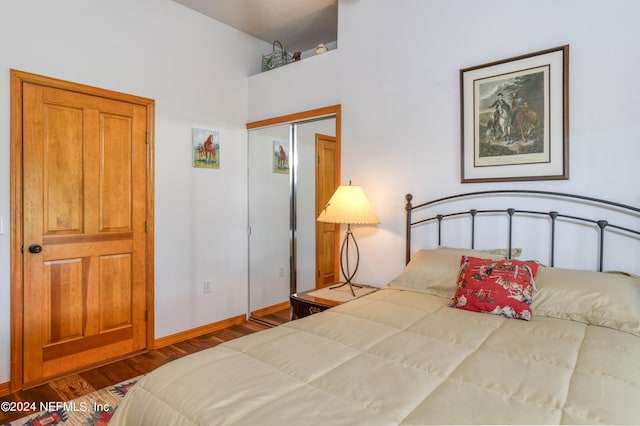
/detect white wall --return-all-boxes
[249,0,640,282]
[0,0,269,384]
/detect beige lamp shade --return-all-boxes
[317,184,380,225]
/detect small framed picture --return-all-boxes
[192,128,220,169]
[460,45,569,182]
[273,140,289,174]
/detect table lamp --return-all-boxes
[317,182,379,296]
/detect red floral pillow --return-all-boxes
[450,256,539,320]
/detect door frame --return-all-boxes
[9,69,155,391]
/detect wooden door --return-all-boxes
[20,80,149,386]
[315,134,339,289]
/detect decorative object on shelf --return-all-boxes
[261,40,293,72]
[317,182,379,296]
[272,140,289,174]
[292,51,302,62]
[460,45,569,183]
[192,128,220,169]
[315,43,328,55]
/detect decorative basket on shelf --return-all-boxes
[261,40,293,72]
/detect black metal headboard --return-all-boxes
[405,190,640,272]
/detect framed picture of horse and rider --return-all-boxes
[460,45,569,183]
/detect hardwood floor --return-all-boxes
[253,306,292,325]
[0,315,289,424]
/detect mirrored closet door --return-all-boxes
[247,105,341,326]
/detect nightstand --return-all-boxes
[290,285,378,319]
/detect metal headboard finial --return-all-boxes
[405,193,413,264]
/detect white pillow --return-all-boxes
[532,266,640,336]
[386,247,506,298]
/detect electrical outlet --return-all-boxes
[278,265,285,277]
[203,280,211,294]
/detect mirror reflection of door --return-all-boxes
[315,133,339,289]
[247,106,340,326]
[295,119,339,294]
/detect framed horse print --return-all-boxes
[273,140,289,174]
[460,45,569,183]
[192,128,220,169]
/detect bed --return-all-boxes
[111,190,640,425]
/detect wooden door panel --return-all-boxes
[42,327,134,364]
[98,253,133,331]
[318,229,336,286]
[101,114,133,232]
[43,104,84,234]
[44,258,85,344]
[21,80,147,386]
[42,238,132,260]
[315,135,339,289]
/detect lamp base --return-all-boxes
[330,224,363,297]
[329,280,363,297]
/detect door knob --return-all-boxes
[28,243,42,254]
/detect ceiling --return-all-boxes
[172,0,338,53]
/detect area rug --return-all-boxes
[7,376,142,426]
[307,284,377,302]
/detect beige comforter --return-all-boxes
[111,289,640,425]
